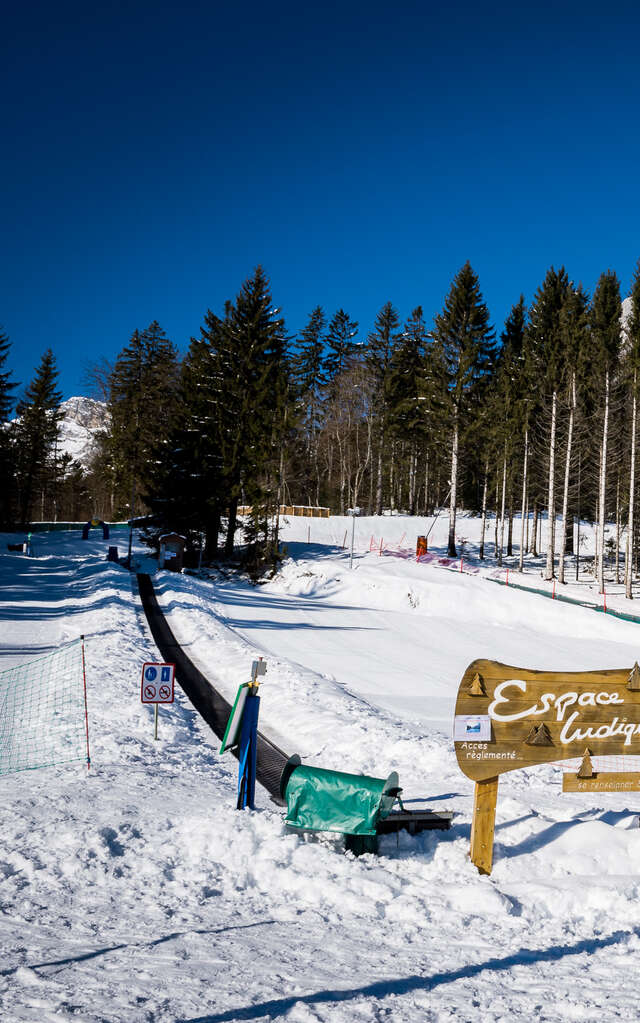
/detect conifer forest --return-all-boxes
[4,259,640,594]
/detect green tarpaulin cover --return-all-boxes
[284,764,399,836]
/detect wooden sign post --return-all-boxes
[454,659,640,875]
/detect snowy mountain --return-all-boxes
[57,396,108,468]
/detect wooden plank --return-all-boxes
[469,776,498,875]
[563,772,640,793]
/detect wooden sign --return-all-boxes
[454,659,640,875]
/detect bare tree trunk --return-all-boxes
[389,439,396,511]
[544,389,558,580]
[532,501,538,557]
[479,462,488,559]
[626,374,637,599]
[424,452,429,515]
[448,417,459,557]
[519,429,529,571]
[597,371,610,593]
[616,474,621,585]
[375,419,384,515]
[498,448,507,567]
[507,501,513,557]
[558,372,576,585]
[494,477,500,560]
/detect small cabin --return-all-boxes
[158,533,185,572]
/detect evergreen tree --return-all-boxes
[146,333,225,559]
[591,270,622,591]
[387,307,443,514]
[0,328,17,525]
[490,296,527,565]
[625,260,640,596]
[291,306,327,504]
[194,267,287,557]
[324,310,360,381]
[14,349,62,524]
[106,321,179,518]
[556,284,590,582]
[434,262,496,556]
[0,328,17,421]
[524,266,570,578]
[367,302,402,513]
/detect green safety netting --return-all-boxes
[0,639,89,776]
[283,761,399,836]
[488,576,640,626]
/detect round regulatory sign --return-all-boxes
[144,666,158,682]
[159,685,170,699]
[144,685,156,700]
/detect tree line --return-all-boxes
[2,259,640,591]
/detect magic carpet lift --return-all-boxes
[220,661,452,847]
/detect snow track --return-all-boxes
[137,572,290,803]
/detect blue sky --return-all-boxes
[2,0,640,402]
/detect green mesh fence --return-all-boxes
[487,576,640,626]
[0,638,90,776]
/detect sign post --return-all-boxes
[454,658,640,874]
[140,662,175,740]
[219,658,267,810]
[348,507,360,570]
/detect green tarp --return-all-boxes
[284,763,399,836]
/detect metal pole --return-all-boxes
[350,512,356,570]
[154,703,158,741]
[81,635,91,770]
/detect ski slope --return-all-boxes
[2,521,640,1021]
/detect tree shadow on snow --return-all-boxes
[0,920,278,978]
[495,808,639,859]
[180,926,640,1022]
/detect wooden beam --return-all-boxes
[470,776,499,875]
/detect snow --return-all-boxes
[2,517,640,1021]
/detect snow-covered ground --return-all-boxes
[3,518,640,1022]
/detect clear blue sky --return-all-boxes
[2,0,640,402]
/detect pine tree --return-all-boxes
[0,328,17,421]
[146,334,225,559]
[367,302,402,513]
[524,266,570,578]
[324,309,360,381]
[434,262,496,556]
[625,260,640,597]
[387,307,428,513]
[291,306,327,504]
[0,328,17,524]
[591,271,622,591]
[14,349,62,524]
[557,285,590,583]
[106,322,180,519]
[207,267,288,556]
[490,297,527,566]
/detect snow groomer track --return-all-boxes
[136,572,289,804]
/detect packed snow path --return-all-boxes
[3,527,640,1021]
